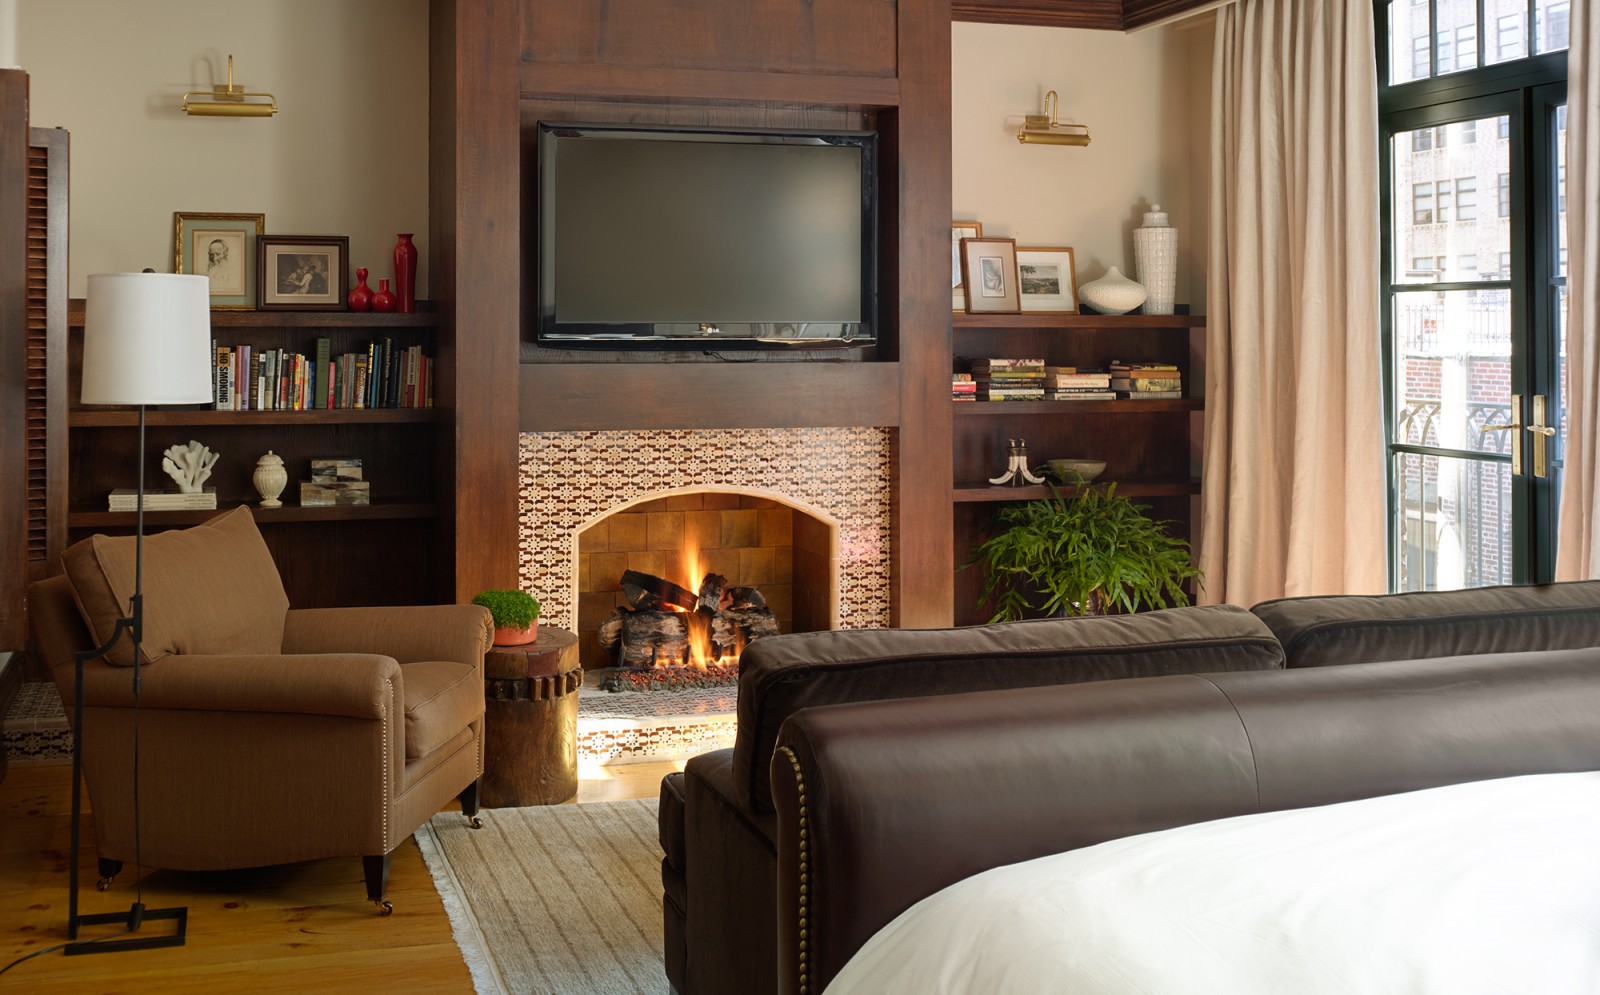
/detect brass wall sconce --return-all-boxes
[182,55,278,117]
[1017,90,1090,146]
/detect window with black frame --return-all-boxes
[1379,0,1567,591]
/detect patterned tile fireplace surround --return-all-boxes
[519,428,894,763]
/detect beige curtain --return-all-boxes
[1199,0,1387,606]
[1556,7,1598,580]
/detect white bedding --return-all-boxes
[826,771,1600,994]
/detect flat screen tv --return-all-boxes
[536,122,878,348]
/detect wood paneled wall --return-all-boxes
[450,0,957,625]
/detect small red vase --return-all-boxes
[347,267,373,311]
[371,278,397,313]
[393,233,417,314]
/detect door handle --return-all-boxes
[1527,394,1556,478]
[1482,393,1522,476]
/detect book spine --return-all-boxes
[355,354,369,410]
[214,345,231,410]
[313,338,331,409]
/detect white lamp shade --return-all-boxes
[81,273,213,405]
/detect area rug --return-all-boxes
[415,798,670,995]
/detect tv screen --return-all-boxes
[536,123,877,347]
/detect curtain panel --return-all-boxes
[1556,5,1597,580]
[1199,0,1386,605]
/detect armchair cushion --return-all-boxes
[401,661,483,759]
[61,506,288,666]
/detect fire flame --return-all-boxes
[681,543,713,669]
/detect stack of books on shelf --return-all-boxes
[1042,366,1115,401]
[952,372,977,401]
[1110,362,1183,399]
[107,488,217,512]
[211,338,434,412]
[971,358,1045,402]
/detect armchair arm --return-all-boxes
[80,652,403,720]
[282,604,492,669]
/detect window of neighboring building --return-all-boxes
[1499,172,1512,217]
[1457,177,1478,221]
[1413,182,1435,223]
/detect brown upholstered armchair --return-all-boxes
[27,506,491,912]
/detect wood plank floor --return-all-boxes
[0,759,678,992]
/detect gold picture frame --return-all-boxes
[959,237,1020,314]
[952,220,983,313]
[175,211,266,310]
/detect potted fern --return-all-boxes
[967,475,1201,622]
[472,589,542,646]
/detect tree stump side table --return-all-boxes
[481,625,581,807]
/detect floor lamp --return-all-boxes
[68,272,212,954]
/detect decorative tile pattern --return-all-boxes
[520,428,894,635]
[576,718,737,764]
[2,682,72,766]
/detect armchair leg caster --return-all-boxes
[363,854,392,916]
[96,858,122,891]
[459,779,483,829]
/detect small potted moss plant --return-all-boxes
[967,474,1201,621]
[472,589,542,646]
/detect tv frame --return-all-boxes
[534,122,879,350]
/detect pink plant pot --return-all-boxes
[492,621,538,646]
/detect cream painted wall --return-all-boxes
[15,0,429,299]
[953,19,1214,312]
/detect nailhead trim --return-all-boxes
[381,678,392,852]
[777,746,811,994]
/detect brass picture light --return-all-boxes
[1017,90,1090,147]
[183,55,277,117]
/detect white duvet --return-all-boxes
[826,771,1600,994]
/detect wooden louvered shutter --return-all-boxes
[25,128,67,585]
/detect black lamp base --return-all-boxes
[65,906,187,955]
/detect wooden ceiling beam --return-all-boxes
[952,0,1218,31]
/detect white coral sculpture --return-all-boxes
[162,440,219,493]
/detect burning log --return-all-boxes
[596,568,780,671]
[620,569,699,612]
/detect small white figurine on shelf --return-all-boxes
[989,438,1047,487]
[162,440,219,494]
[253,451,288,508]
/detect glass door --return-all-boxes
[1384,93,1567,589]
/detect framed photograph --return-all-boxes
[256,235,350,311]
[952,221,983,312]
[1016,246,1079,314]
[175,211,265,310]
[959,237,1020,314]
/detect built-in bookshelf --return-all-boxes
[65,304,443,608]
[950,311,1205,625]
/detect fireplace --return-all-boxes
[518,427,894,671]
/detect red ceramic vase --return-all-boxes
[371,278,397,313]
[393,233,417,314]
[347,267,373,311]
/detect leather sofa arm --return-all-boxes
[79,652,404,720]
[282,604,492,670]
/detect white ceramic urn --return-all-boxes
[1133,203,1177,315]
[1078,267,1148,315]
[253,451,288,508]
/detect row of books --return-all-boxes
[957,358,1184,401]
[211,338,434,411]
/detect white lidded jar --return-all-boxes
[253,450,288,509]
[1132,203,1177,315]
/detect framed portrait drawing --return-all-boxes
[256,235,350,311]
[175,211,265,310]
[959,237,1020,314]
[1016,246,1079,314]
[952,221,982,312]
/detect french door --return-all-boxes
[1382,84,1567,590]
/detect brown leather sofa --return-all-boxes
[661,579,1600,995]
[771,648,1600,994]
[28,506,492,911]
